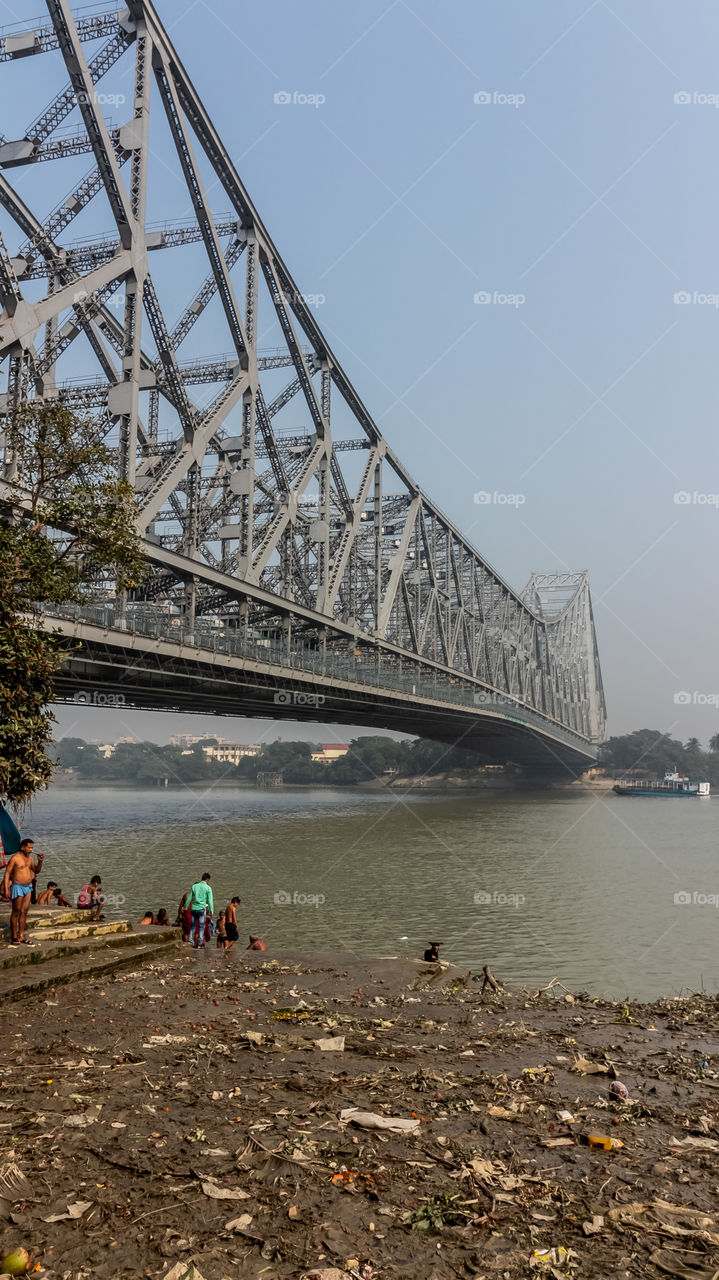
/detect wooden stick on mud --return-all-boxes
[480,965,502,994]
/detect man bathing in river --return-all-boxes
[37,882,71,907]
[1,839,44,947]
[224,896,240,951]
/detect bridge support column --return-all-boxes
[183,580,196,643]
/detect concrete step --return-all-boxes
[0,908,93,929]
[23,920,131,943]
[0,935,182,1002]
[0,927,181,972]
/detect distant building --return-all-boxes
[97,743,115,758]
[169,733,258,753]
[170,733,211,749]
[202,744,262,766]
[311,743,350,765]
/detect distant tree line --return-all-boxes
[599,729,719,784]
[53,735,494,787]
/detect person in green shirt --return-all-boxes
[185,873,214,948]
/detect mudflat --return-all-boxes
[1,949,718,1279]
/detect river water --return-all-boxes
[18,785,719,1000]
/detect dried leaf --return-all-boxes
[572,1055,609,1076]
[488,1104,521,1120]
[650,1247,719,1279]
[201,1181,250,1201]
[43,1200,92,1223]
[225,1213,253,1233]
[583,1215,605,1235]
[670,1136,719,1152]
[142,1034,188,1046]
[163,1266,208,1280]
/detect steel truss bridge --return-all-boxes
[0,0,606,773]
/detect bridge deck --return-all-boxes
[45,607,598,774]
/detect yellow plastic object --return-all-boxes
[587,1133,624,1150]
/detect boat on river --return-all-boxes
[613,770,710,798]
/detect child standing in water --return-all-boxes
[216,909,227,950]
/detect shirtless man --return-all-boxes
[36,882,71,907]
[246,935,268,951]
[224,896,241,952]
[1,839,44,947]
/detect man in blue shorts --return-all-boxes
[1,839,44,947]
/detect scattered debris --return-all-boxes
[200,1181,250,1201]
[608,1199,719,1245]
[224,1213,254,1233]
[42,1200,92,1222]
[316,1036,345,1052]
[572,1055,609,1076]
[649,1247,719,1279]
[301,1270,353,1280]
[0,1248,30,1276]
[582,1215,605,1235]
[163,1265,208,1280]
[529,1245,578,1269]
[4,952,719,1280]
[340,1108,421,1135]
[584,1133,624,1151]
[669,1135,719,1152]
[142,1034,188,1046]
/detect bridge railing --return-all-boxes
[41,601,597,756]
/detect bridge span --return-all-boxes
[45,586,601,774]
[0,1,606,774]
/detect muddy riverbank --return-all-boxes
[1,949,719,1278]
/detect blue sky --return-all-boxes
[3,0,719,745]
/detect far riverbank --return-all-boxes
[49,768,613,793]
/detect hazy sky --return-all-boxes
[4,0,718,746]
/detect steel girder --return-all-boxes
[0,0,606,749]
